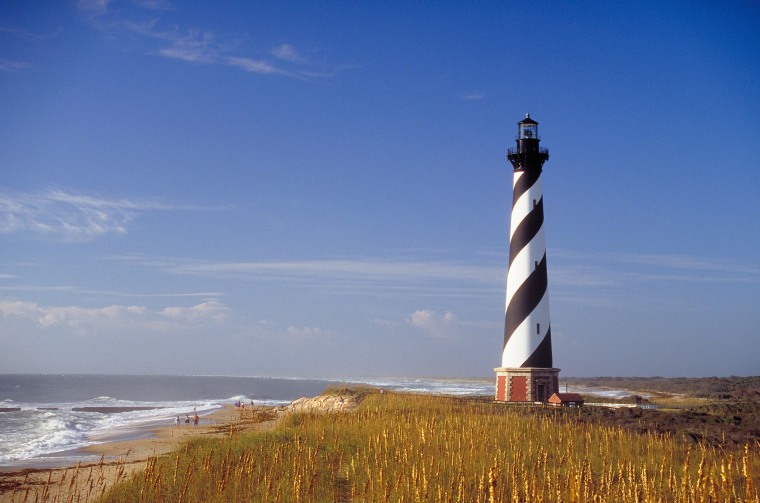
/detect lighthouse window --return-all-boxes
[520,125,538,139]
[536,323,540,334]
[534,260,538,269]
[533,199,537,208]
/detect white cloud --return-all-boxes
[612,252,760,277]
[271,44,304,62]
[133,0,171,10]
[226,56,280,75]
[0,59,32,73]
[139,256,500,284]
[77,0,111,17]
[223,52,328,80]
[0,188,199,241]
[0,300,40,318]
[156,28,219,63]
[38,305,147,327]
[160,300,227,322]
[0,25,62,40]
[550,249,760,287]
[0,299,227,331]
[110,254,504,302]
[408,309,461,339]
[102,13,337,81]
[550,250,760,283]
[287,325,329,338]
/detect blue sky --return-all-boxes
[1,1,759,378]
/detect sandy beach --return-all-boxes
[0,405,267,503]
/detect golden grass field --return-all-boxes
[106,390,757,502]
[4,388,759,502]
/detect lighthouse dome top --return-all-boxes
[519,113,538,125]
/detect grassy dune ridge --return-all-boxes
[99,389,759,502]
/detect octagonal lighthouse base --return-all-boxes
[494,367,560,403]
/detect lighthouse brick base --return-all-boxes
[494,367,560,403]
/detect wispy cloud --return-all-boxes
[132,0,172,10]
[548,248,760,310]
[89,290,225,299]
[107,13,336,80]
[610,252,760,276]
[0,299,227,331]
[226,56,282,75]
[111,249,760,302]
[145,26,325,79]
[271,44,304,63]
[0,285,77,293]
[287,325,332,338]
[113,254,503,288]
[157,28,220,63]
[552,249,760,284]
[0,58,32,73]
[408,309,462,339]
[160,300,227,322]
[461,93,484,100]
[0,25,62,40]
[0,285,224,304]
[77,0,111,18]
[0,25,62,73]
[0,188,203,241]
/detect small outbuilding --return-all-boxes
[548,393,584,407]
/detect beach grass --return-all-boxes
[93,390,759,502]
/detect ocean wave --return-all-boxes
[0,374,497,466]
[0,396,288,465]
[0,400,225,464]
[346,377,494,396]
[0,410,91,463]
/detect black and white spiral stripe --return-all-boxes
[501,166,553,368]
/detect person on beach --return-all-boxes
[193,414,199,428]
[185,415,190,427]
[250,399,254,408]
[175,416,180,428]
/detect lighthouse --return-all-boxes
[495,114,560,403]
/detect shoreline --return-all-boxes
[0,393,362,502]
[0,404,250,502]
[0,406,225,471]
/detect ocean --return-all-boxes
[0,374,494,467]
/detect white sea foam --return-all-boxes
[0,374,332,466]
[0,398,227,464]
[346,377,648,401]
[346,377,494,396]
[1,403,235,465]
[1,410,89,462]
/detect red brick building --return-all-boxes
[547,392,584,407]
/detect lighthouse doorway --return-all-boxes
[536,383,547,403]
